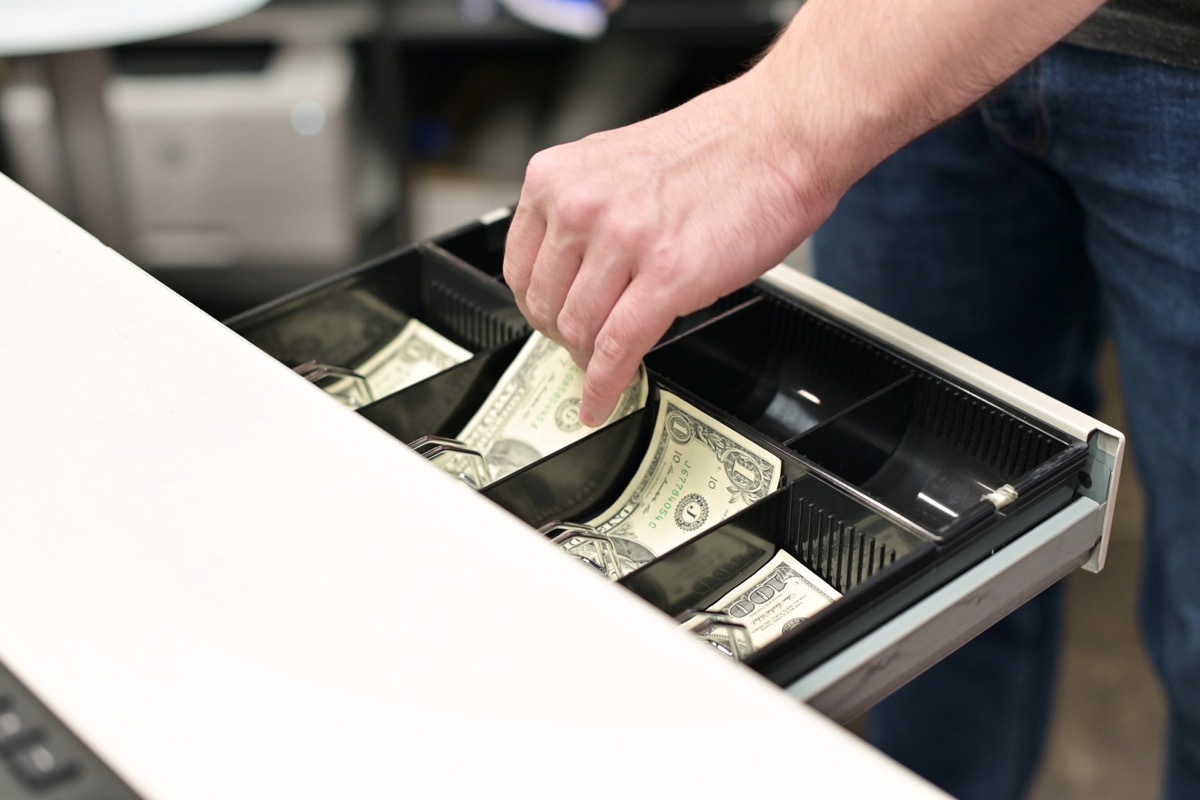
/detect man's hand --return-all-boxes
[504,0,1107,427]
[503,73,830,426]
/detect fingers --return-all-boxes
[505,198,590,345]
[502,201,546,320]
[505,148,677,427]
[579,279,676,427]
[523,232,584,345]
[506,202,674,428]
[555,250,632,369]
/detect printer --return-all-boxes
[1,40,389,300]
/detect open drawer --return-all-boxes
[227,207,1125,722]
[1,177,1122,800]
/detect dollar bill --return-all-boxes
[437,332,649,485]
[560,390,782,578]
[321,317,471,407]
[241,288,471,407]
[242,288,411,368]
[680,549,841,658]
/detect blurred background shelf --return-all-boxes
[1,0,784,316]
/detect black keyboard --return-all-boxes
[0,660,140,800]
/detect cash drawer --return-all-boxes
[2,177,1122,798]
[226,207,1123,721]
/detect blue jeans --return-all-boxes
[813,43,1200,800]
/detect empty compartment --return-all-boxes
[789,372,1089,541]
[645,292,910,444]
[225,245,528,405]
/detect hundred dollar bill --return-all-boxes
[560,390,782,578]
[437,332,649,485]
[321,317,471,408]
[680,549,841,657]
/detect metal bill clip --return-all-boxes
[676,610,756,661]
[539,521,627,580]
[293,360,374,409]
[407,435,494,490]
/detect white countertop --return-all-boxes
[0,175,947,799]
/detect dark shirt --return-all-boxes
[1066,0,1200,70]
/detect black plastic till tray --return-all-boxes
[223,209,1092,690]
[225,243,528,367]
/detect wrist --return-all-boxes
[733,48,863,238]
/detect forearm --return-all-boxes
[747,0,1107,204]
[503,0,1107,426]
